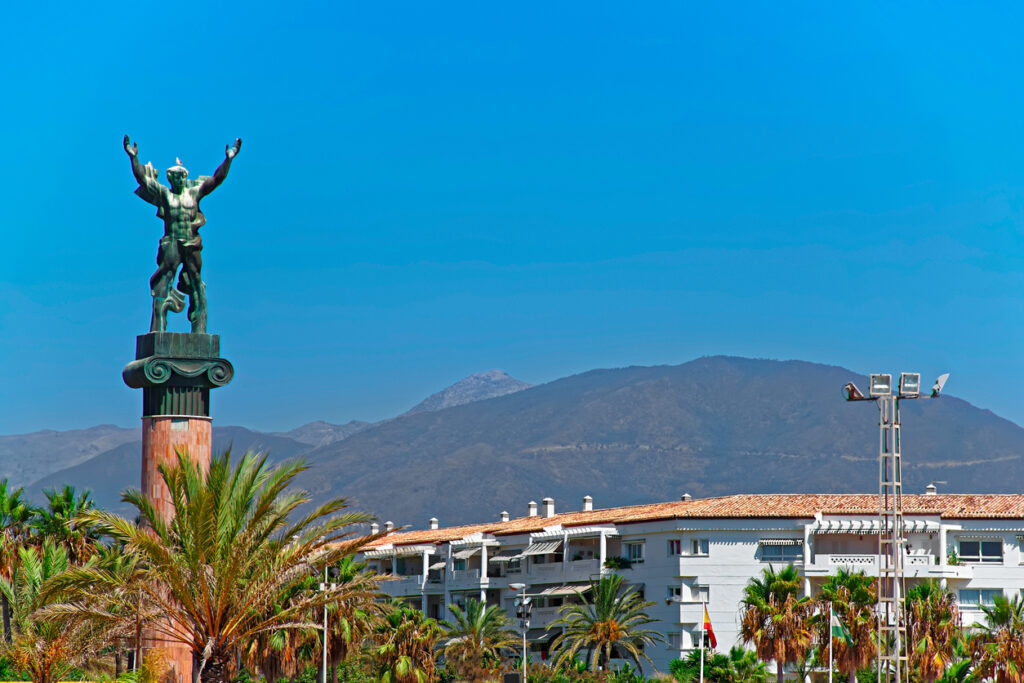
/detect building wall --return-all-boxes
[364,512,1024,675]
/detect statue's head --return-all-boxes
[166,158,188,191]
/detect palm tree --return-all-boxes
[0,541,99,683]
[39,542,160,677]
[969,592,1024,682]
[371,602,443,683]
[739,563,814,683]
[1,479,36,643]
[34,485,99,565]
[548,573,665,674]
[906,581,960,683]
[439,598,519,682]
[72,451,377,683]
[323,557,384,683]
[816,568,877,683]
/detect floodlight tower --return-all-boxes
[843,372,948,683]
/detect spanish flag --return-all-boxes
[703,605,717,649]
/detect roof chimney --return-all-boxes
[542,497,555,518]
[528,501,538,516]
[681,493,692,501]
[384,520,394,532]
[500,511,510,522]
[370,522,380,534]
[583,495,593,512]
[429,517,439,530]
[925,483,937,496]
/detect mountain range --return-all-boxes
[6,357,1024,527]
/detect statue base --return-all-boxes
[122,332,233,417]
[123,332,235,683]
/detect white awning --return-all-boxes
[488,548,523,562]
[537,583,592,597]
[522,541,563,556]
[428,561,446,570]
[810,519,939,534]
[363,544,434,559]
[759,538,802,546]
[453,548,480,560]
[531,526,618,540]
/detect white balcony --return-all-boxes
[806,553,971,579]
[450,568,482,588]
[530,606,562,629]
[383,575,424,596]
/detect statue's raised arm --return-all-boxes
[124,135,165,204]
[198,138,242,199]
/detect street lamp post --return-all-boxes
[844,372,948,683]
[510,583,530,683]
[320,566,340,683]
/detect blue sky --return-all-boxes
[3,2,1024,433]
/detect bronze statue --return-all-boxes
[124,135,241,333]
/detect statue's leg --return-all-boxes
[182,247,206,334]
[149,241,181,333]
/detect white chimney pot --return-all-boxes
[500,511,510,522]
[583,495,593,512]
[542,497,555,518]
[429,517,439,530]
[528,501,538,516]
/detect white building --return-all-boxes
[359,491,1024,674]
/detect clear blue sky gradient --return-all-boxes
[4,3,1024,433]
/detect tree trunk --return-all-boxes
[848,670,857,683]
[199,656,227,683]
[115,650,123,678]
[1,594,11,643]
[777,661,785,683]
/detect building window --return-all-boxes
[691,539,709,556]
[960,589,1001,607]
[667,632,682,649]
[667,585,682,601]
[959,539,1003,564]
[506,558,521,573]
[668,539,682,556]
[761,544,803,563]
[691,584,709,603]
[452,558,466,571]
[626,542,645,564]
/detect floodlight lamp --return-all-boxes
[843,382,866,401]
[869,374,892,397]
[899,372,921,398]
[509,582,526,591]
[931,373,950,397]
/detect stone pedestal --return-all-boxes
[124,332,234,683]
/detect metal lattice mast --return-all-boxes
[845,372,948,683]
[877,395,907,683]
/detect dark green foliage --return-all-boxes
[669,647,769,682]
[0,655,30,681]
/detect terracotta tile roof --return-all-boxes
[364,493,1024,550]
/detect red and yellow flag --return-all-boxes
[703,605,717,649]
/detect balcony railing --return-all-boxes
[450,568,481,587]
[383,575,424,595]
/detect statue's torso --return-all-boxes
[162,188,200,242]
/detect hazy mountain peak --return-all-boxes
[272,420,373,447]
[405,370,533,415]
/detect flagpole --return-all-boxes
[828,602,833,683]
[699,600,705,683]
